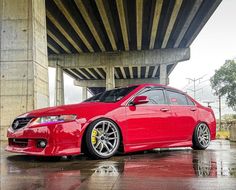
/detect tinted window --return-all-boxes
[139,88,166,105]
[85,86,137,103]
[167,91,188,105]
[186,97,195,106]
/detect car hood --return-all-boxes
[19,102,118,118]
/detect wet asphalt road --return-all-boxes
[1,140,236,190]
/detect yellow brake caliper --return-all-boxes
[92,130,97,145]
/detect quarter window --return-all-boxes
[186,97,195,106]
[139,88,166,105]
[167,91,188,105]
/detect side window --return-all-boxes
[139,88,166,105]
[186,97,195,106]
[167,91,188,105]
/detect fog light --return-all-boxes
[37,140,47,148]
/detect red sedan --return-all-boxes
[6,84,216,159]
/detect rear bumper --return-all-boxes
[5,122,82,156]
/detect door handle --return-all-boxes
[190,108,197,111]
[160,108,169,112]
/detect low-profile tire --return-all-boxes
[85,119,120,159]
[192,123,211,150]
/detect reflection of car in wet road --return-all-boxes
[2,140,236,190]
[6,84,216,159]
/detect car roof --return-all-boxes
[128,83,184,93]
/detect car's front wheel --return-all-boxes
[192,123,211,150]
[85,119,120,159]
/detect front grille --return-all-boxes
[11,117,33,130]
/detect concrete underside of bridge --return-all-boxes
[0,0,222,140]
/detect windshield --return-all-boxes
[85,86,138,103]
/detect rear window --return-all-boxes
[167,91,188,105]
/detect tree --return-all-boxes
[210,59,236,111]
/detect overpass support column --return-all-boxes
[82,87,88,101]
[55,65,64,105]
[159,64,168,85]
[105,65,115,90]
[0,0,49,140]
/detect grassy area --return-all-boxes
[216,130,230,139]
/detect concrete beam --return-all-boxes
[174,0,203,48]
[49,48,190,68]
[152,66,159,78]
[120,67,127,79]
[145,66,150,78]
[94,68,105,79]
[46,10,82,53]
[129,67,134,79]
[47,29,71,54]
[136,0,143,50]
[116,0,129,50]
[74,78,160,88]
[74,0,106,52]
[95,0,117,51]
[161,0,183,48]
[53,0,94,52]
[149,0,163,49]
[48,43,60,54]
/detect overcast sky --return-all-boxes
[169,0,236,89]
[49,0,236,115]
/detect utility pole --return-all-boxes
[219,95,222,131]
[186,75,206,99]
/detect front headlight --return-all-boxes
[32,115,77,125]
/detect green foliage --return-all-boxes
[222,114,236,121]
[210,60,236,111]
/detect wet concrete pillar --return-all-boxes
[82,87,88,101]
[55,65,64,105]
[159,64,168,85]
[0,0,49,140]
[105,65,115,90]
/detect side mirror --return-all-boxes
[132,96,149,105]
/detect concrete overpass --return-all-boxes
[0,0,222,140]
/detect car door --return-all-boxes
[166,90,198,141]
[125,87,172,144]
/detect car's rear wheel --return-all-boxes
[192,123,211,150]
[85,119,120,159]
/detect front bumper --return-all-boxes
[5,121,82,156]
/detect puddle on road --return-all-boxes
[1,140,236,190]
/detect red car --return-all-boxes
[6,84,216,159]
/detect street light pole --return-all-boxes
[186,75,206,99]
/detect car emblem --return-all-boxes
[13,120,19,129]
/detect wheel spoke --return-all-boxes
[102,122,106,132]
[108,137,118,140]
[107,141,114,148]
[99,143,104,153]
[103,143,110,153]
[107,131,116,136]
[105,123,110,133]
[95,140,102,149]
